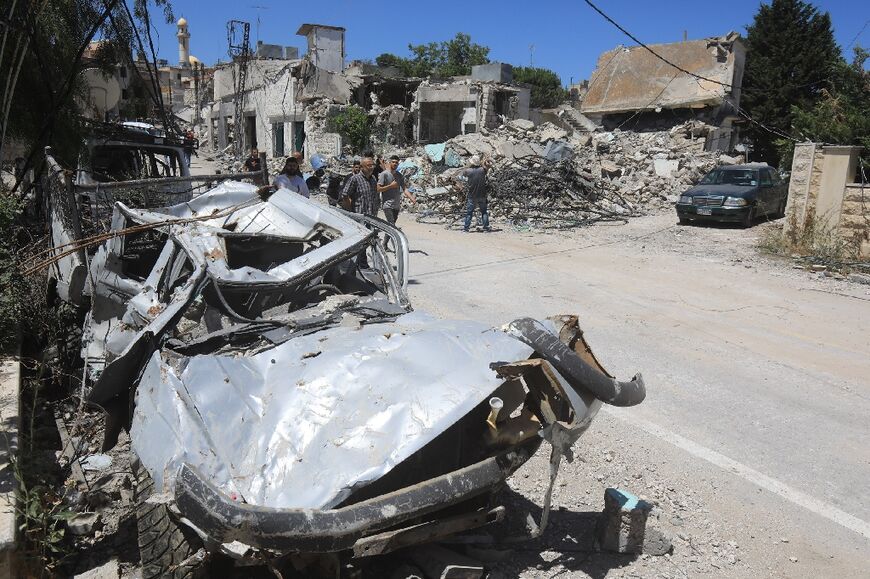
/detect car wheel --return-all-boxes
[134,458,207,579]
[678,216,690,225]
[741,208,754,228]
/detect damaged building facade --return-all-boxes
[202,23,531,159]
[580,32,746,150]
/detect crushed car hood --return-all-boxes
[131,311,535,510]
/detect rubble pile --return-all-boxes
[210,113,735,229]
[407,119,734,227]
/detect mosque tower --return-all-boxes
[177,17,190,68]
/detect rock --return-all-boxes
[810,264,827,272]
[509,119,535,131]
[67,512,102,536]
[600,160,622,178]
[848,272,870,285]
[80,454,112,472]
[654,158,680,178]
[643,527,674,556]
[74,559,120,579]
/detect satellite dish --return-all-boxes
[81,68,121,117]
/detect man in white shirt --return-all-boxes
[273,156,309,197]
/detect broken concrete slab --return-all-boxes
[654,158,680,178]
[509,118,535,132]
[74,558,120,579]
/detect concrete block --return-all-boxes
[654,158,680,178]
[74,558,120,579]
[597,488,653,554]
[471,63,513,84]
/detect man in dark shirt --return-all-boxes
[243,147,265,185]
[459,155,491,232]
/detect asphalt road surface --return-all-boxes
[398,210,870,578]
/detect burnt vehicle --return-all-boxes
[72,182,645,576]
[675,163,788,227]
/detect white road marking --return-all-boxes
[604,408,870,541]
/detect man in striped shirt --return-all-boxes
[341,154,379,216]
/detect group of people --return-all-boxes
[247,147,492,233]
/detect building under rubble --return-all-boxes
[580,32,746,150]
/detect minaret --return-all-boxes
[177,17,190,68]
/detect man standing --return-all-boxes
[273,156,309,197]
[341,154,379,268]
[377,155,416,226]
[459,155,491,232]
[341,154,379,217]
[243,147,264,185]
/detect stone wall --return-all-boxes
[785,143,868,258]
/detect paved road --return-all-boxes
[399,211,870,576]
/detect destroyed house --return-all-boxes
[415,63,531,143]
[581,32,745,150]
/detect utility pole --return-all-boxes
[193,62,201,128]
[227,20,251,158]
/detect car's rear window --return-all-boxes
[699,169,758,186]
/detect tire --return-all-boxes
[741,208,754,228]
[678,216,690,225]
[133,459,206,579]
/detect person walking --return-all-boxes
[341,154,378,217]
[272,156,309,197]
[377,155,416,226]
[458,155,491,232]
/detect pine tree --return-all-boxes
[742,0,841,166]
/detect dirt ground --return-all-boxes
[396,208,870,578]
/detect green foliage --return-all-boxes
[0,194,23,351]
[776,47,870,165]
[328,106,372,153]
[376,33,490,78]
[1,1,175,186]
[513,66,568,109]
[742,0,841,166]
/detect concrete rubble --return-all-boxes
[213,114,732,229]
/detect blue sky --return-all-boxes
[153,0,869,83]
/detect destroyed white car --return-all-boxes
[76,182,645,576]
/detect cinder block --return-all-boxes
[597,488,653,554]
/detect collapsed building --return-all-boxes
[200,23,532,162]
[580,32,746,150]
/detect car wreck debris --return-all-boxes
[39,173,647,574]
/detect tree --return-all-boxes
[375,33,490,78]
[328,106,371,153]
[779,46,870,163]
[512,66,568,109]
[741,0,841,166]
[0,0,175,192]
